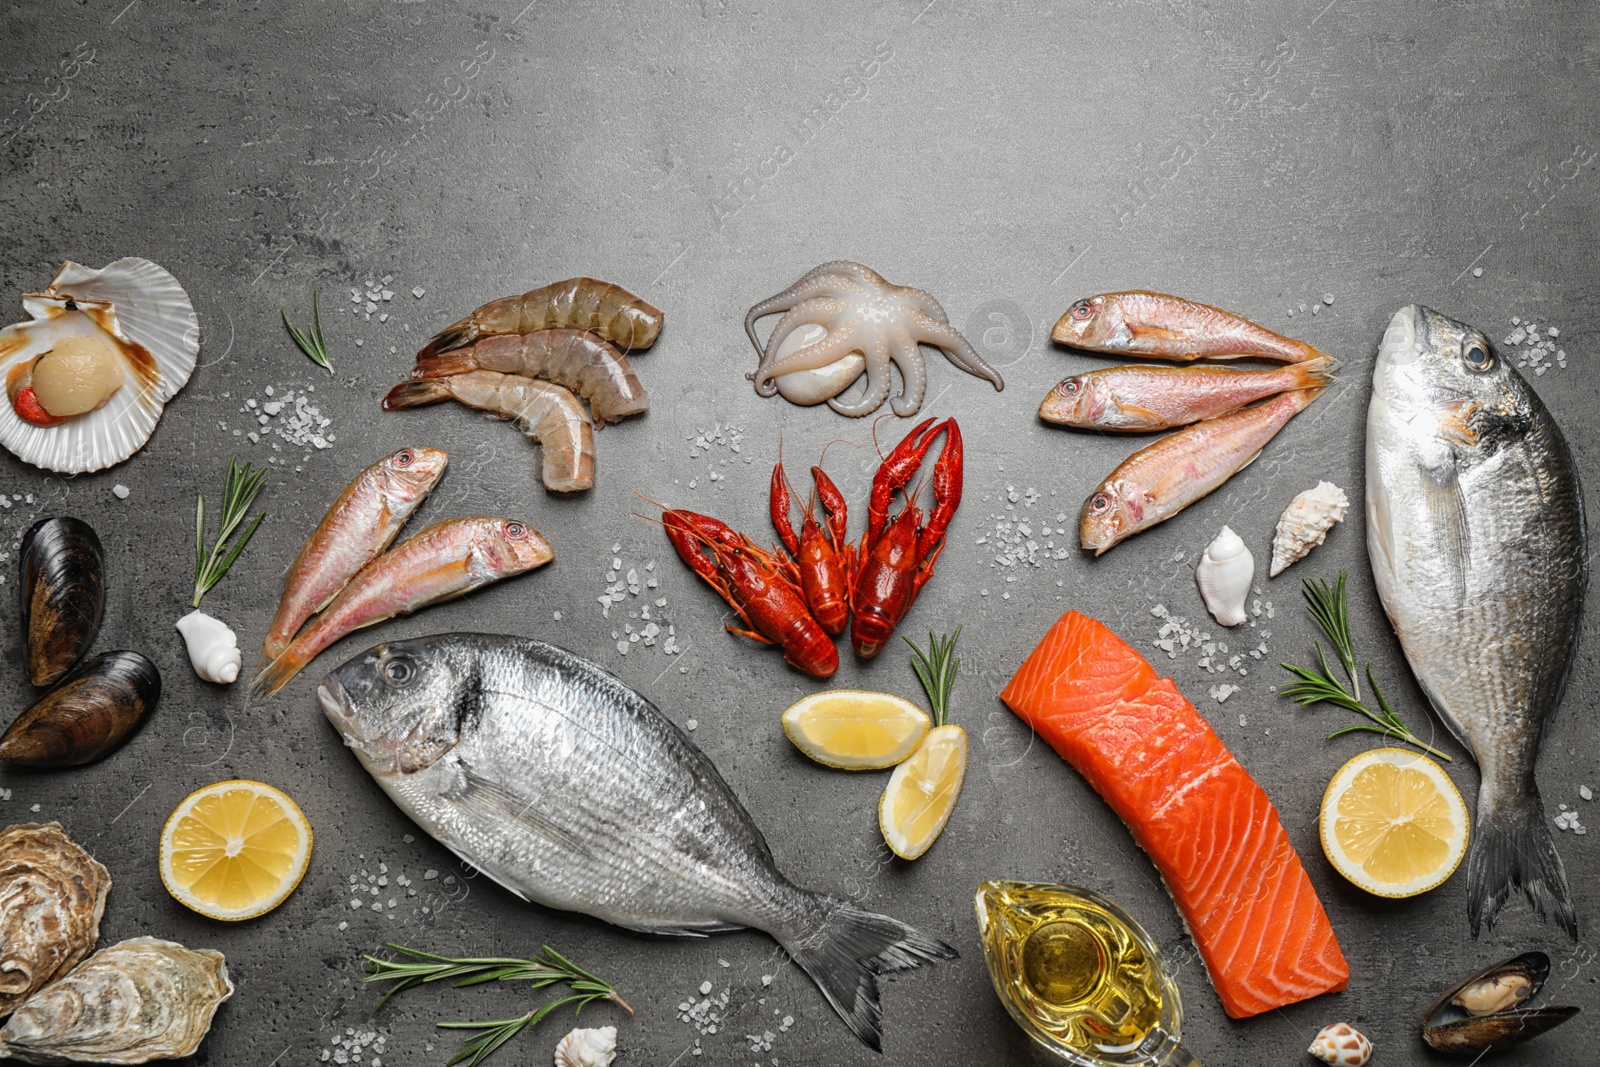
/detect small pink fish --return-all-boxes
[256,447,448,674]
[1041,356,1335,432]
[1080,388,1324,554]
[1053,291,1326,364]
[250,516,553,697]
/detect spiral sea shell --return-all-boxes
[1195,526,1254,627]
[0,824,109,1018]
[1308,1021,1371,1066]
[1269,481,1349,577]
[553,1025,617,1067]
[0,937,231,1064]
[174,610,241,685]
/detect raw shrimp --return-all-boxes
[384,371,595,493]
[412,328,648,427]
[420,277,663,357]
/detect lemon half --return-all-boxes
[1320,748,1468,898]
[783,690,930,770]
[160,780,313,921]
[879,724,968,860]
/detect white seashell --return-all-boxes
[1308,1021,1372,1066]
[1270,481,1350,577]
[554,1025,617,1067]
[175,610,241,685]
[0,258,198,474]
[772,323,867,405]
[1196,525,1254,627]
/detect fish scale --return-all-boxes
[319,633,955,1051]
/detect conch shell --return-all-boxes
[1308,1021,1371,1065]
[1269,481,1349,577]
[174,610,241,685]
[1196,525,1253,627]
[0,824,110,1018]
[0,937,232,1064]
[553,1025,617,1067]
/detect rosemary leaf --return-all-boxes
[191,457,267,608]
[282,292,333,374]
[904,626,961,728]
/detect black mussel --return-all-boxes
[0,651,160,766]
[1422,950,1580,1053]
[19,517,106,687]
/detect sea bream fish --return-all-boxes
[1367,305,1585,937]
[318,634,956,1050]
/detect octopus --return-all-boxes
[744,261,1004,417]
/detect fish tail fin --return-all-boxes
[1292,353,1339,389]
[248,644,311,700]
[382,379,451,411]
[777,893,957,1051]
[411,348,478,379]
[1468,786,1577,939]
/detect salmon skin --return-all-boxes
[1000,611,1349,1018]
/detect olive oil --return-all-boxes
[976,881,1201,1066]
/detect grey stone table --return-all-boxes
[2,1,1597,1064]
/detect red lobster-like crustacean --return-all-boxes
[662,509,840,678]
[851,417,963,659]
[770,461,855,636]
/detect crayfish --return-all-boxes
[661,509,840,679]
[770,459,855,636]
[851,416,963,658]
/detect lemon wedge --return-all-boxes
[879,724,967,860]
[783,690,931,770]
[1320,748,1468,898]
[160,780,313,921]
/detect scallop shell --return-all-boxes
[0,937,231,1064]
[1309,1021,1371,1066]
[0,823,110,1018]
[0,259,198,474]
[1269,481,1349,577]
[1195,525,1253,627]
[554,1025,618,1067]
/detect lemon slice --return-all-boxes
[879,724,968,860]
[783,690,931,770]
[1320,748,1468,898]
[160,780,313,921]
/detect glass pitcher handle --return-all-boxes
[1168,1042,1203,1067]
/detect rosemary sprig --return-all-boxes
[192,456,267,608]
[363,943,630,1067]
[905,625,961,727]
[1279,572,1451,761]
[282,292,333,374]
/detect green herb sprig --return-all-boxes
[1279,572,1451,761]
[905,625,961,727]
[282,292,333,374]
[363,943,630,1067]
[192,457,267,608]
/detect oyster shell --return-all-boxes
[0,258,198,474]
[0,824,110,1018]
[0,937,231,1064]
[553,1024,617,1067]
[1422,951,1578,1054]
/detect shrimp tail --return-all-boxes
[382,379,452,411]
[417,320,477,360]
[411,347,479,379]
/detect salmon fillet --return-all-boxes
[999,610,1349,1018]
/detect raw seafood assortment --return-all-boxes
[390,277,658,492]
[745,261,1003,417]
[0,244,1584,1066]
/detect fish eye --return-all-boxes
[383,655,416,687]
[1070,301,1095,321]
[1463,344,1494,372]
[394,449,414,466]
[1059,378,1080,395]
[1090,493,1111,514]
[505,521,527,539]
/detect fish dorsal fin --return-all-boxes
[449,767,598,862]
